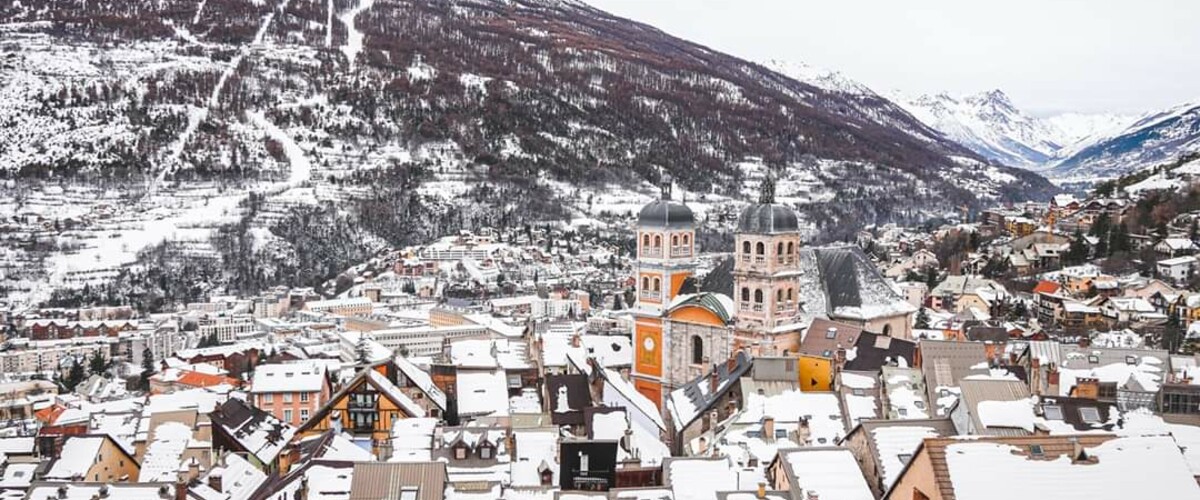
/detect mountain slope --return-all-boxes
[889,90,1069,168]
[1050,100,1200,180]
[0,0,1056,305]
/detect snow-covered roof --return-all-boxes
[45,436,105,480]
[780,448,874,500]
[394,355,447,410]
[665,457,739,500]
[250,361,327,393]
[942,436,1200,499]
[455,370,511,417]
[870,424,944,491]
[450,339,532,370]
[139,422,197,483]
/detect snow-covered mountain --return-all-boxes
[889,90,1070,168]
[0,0,1057,307]
[1050,100,1200,180]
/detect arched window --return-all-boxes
[742,241,751,255]
[741,287,751,302]
[777,289,784,302]
[683,234,690,246]
[777,242,785,255]
[642,277,650,290]
[754,289,764,303]
[787,242,795,255]
[653,278,661,292]
[787,288,794,301]
[691,335,704,365]
[672,235,679,246]
[882,324,892,337]
[756,242,765,255]
[642,234,650,247]
[653,235,662,248]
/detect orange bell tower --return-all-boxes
[631,183,696,407]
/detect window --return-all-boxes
[1043,404,1063,420]
[643,234,650,247]
[756,242,765,255]
[455,447,467,460]
[787,289,794,301]
[301,392,309,403]
[742,241,751,254]
[852,388,865,396]
[826,329,837,339]
[481,446,493,459]
[787,242,794,254]
[507,374,522,388]
[643,277,650,291]
[777,289,784,302]
[691,336,704,365]
[653,235,662,248]
[672,235,679,246]
[683,234,690,246]
[1029,444,1044,457]
[898,408,908,417]
[741,287,751,302]
[652,278,661,292]
[1079,407,1102,423]
[399,487,419,500]
[264,393,273,404]
[283,393,292,403]
[777,242,785,255]
[1088,355,1099,364]
[754,289,764,303]
[300,409,309,421]
[284,409,293,423]
[897,453,912,464]
[882,324,892,337]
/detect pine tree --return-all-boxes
[139,348,155,391]
[1165,309,1183,353]
[1066,230,1088,264]
[88,350,107,376]
[65,359,85,391]
[914,307,930,329]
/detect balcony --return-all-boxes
[670,247,691,258]
[641,247,663,258]
[754,256,766,265]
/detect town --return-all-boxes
[2,162,1200,500]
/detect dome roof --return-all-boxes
[638,200,695,229]
[737,203,799,234]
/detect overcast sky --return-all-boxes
[583,0,1200,116]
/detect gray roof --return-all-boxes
[737,203,799,234]
[638,200,694,229]
[958,379,1033,437]
[797,245,914,321]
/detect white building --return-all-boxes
[1157,256,1197,283]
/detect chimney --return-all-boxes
[187,457,201,481]
[726,356,738,373]
[57,486,68,500]
[1078,336,1091,348]
[757,483,767,499]
[796,417,812,445]
[174,479,188,500]
[709,365,719,394]
[208,469,223,492]
[571,333,582,348]
[762,417,776,442]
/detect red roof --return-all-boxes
[176,370,242,388]
[35,404,66,424]
[1032,280,1061,295]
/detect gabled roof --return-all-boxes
[210,398,296,464]
[296,361,424,436]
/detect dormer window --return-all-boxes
[454,445,468,460]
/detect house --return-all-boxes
[210,397,297,472]
[665,353,751,455]
[150,368,242,395]
[663,457,740,500]
[839,418,957,498]
[928,276,1004,313]
[885,435,1200,500]
[768,447,873,500]
[955,379,1033,437]
[838,371,882,427]
[1158,255,1197,283]
[249,361,331,426]
[43,434,140,483]
[293,360,427,460]
[560,440,619,492]
[1156,237,1199,257]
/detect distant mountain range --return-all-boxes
[888,88,1200,181]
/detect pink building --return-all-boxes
[249,362,331,426]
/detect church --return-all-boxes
[629,179,916,409]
